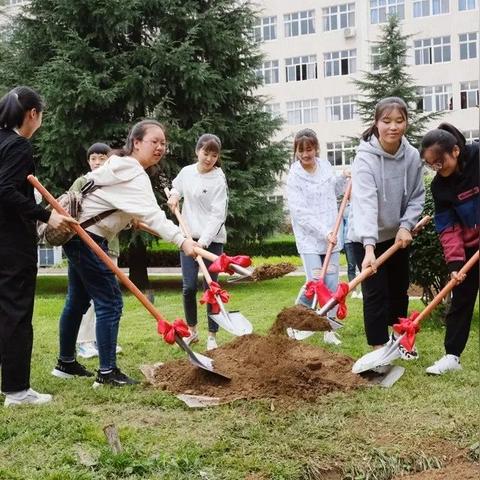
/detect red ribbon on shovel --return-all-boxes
[158,318,191,344]
[393,311,421,352]
[208,253,252,275]
[304,280,349,320]
[200,281,230,314]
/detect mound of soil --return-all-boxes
[269,305,331,335]
[143,334,366,402]
[251,262,296,281]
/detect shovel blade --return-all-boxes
[362,365,406,388]
[226,275,253,284]
[286,328,315,340]
[209,310,253,336]
[175,336,231,380]
[352,336,403,374]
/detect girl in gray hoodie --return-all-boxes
[348,97,424,353]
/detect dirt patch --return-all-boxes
[269,305,331,335]
[392,459,480,479]
[251,262,296,281]
[143,334,366,403]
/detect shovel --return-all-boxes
[28,175,230,380]
[288,216,432,340]
[164,188,253,336]
[352,248,479,374]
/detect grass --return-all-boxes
[0,274,478,479]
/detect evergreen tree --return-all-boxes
[352,14,438,147]
[0,0,288,285]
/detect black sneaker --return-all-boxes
[92,368,139,388]
[52,359,94,379]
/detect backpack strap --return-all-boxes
[80,209,118,230]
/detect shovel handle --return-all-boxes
[28,175,173,328]
[319,180,352,281]
[414,249,479,325]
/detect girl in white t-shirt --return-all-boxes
[168,134,228,351]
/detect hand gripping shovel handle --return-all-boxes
[28,175,228,378]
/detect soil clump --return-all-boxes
[269,305,331,335]
[251,262,296,281]
[143,334,366,402]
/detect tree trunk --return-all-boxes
[128,239,150,291]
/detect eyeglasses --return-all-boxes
[422,159,443,172]
[142,139,168,149]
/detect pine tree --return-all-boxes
[352,14,438,147]
[0,0,288,285]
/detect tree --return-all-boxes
[352,14,438,147]
[0,0,288,286]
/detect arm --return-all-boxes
[197,181,228,248]
[0,140,50,223]
[399,163,425,231]
[169,170,184,199]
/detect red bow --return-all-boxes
[393,311,420,352]
[157,317,190,344]
[208,253,252,275]
[304,280,349,320]
[200,281,230,314]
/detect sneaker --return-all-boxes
[93,368,139,388]
[77,342,99,359]
[206,336,218,351]
[184,331,199,346]
[426,354,462,375]
[398,343,419,361]
[351,290,362,299]
[52,359,94,379]
[323,331,342,346]
[4,388,52,407]
[116,345,123,354]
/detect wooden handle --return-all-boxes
[28,175,171,326]
[414,250,479,325]
[320,179,352,280]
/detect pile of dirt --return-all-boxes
[269,305,331,335]
[251,262,296,281]
[143,334,366,402]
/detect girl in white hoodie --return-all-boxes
[52,120,197,387]
[167,134,228,351]
[286,129,348,345]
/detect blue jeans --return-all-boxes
[297,252,340,317]
[180,242,224,333]
[343,242,358,282]
[59,234,123,371]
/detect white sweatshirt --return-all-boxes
[79,155,185,247]
[170,164,228,247]
[286,158,346,254]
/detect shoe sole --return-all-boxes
[51,368,75,379]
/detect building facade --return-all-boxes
[253,0,479,173]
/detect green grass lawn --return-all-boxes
[0,275,478,479]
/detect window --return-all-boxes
[370,0,405,24]
[459,32,478,59]
[285,55,318,82]
[417,85,453,112]
[6,0,28,5]
[323,3,355,31]
[413,0,449,16]
[263,103,281,118]
[458,0,477,10]
[284,10,315,37]
[324,49,357,76]
[253,16,277,42]
[256,60,279,85]
[371,46,381,70]
[325,95,358,121]
[460,81,479,109]
[463,130,479,143]
[326,142,355,166]
[414,36,451,65]
[286,99,319,125]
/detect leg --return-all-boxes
[297,253,323,307]
[385,246,410,327]
[180,251,199,330]
[322,251,340,318]
[202,242,224,334]
[344,242,357,282]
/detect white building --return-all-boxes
[253,0,479,172]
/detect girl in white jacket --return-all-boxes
[167,134,228,351]
[286,129,348,345]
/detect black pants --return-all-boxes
[445,247,479,357]
[0,258,37,392]
[352,239,410,346]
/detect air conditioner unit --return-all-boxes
[344,27,356,39]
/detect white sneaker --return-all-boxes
[323,331,342,346]
[4,388,52,407]
[206,336,218,351]
[184,331,199,346]
[116,345,123,354]
[426,354,462,375]
[77,342,99,359]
